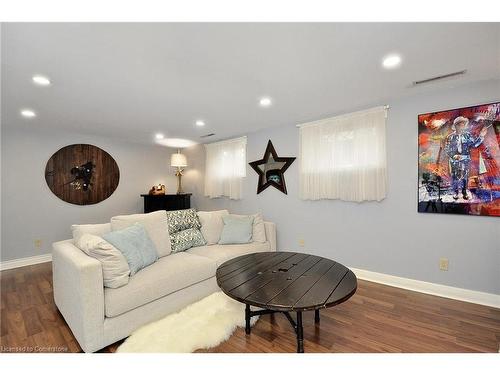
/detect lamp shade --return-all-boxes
[171,153,187,167]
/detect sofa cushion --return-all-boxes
[228,213,266,243]
[71,223,111,240]
[104,252,216,317]
[170,228,206,253]
[75,233,130,288]
[219,215,254,244]
[110,211,171,257]
[166,208,201,234]
[103,223,158,276]
[187,242,271,266]
[197,210,229,245]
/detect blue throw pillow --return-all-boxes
[218,215,254,245]
[103,223,158,276]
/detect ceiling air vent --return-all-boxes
[413,70,467,86]
[200,133,215,138]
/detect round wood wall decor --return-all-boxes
[45,144,120,205]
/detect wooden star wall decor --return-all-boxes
[249,140,296,194]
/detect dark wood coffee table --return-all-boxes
[216,251,357,353]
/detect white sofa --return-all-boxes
[52,213,276,353]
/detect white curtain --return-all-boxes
[204,136,247,200]
[299,106,387,202]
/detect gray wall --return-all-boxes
[1,128,183,262]
[185,79,500,294]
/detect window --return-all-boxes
[204,136,247,199]
[299,106,387,202]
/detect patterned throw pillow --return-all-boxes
[166,208,202,234]
[170,228,206,253]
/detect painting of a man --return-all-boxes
[418,102,500,217]
[444,116,487,200]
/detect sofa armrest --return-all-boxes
[264,221,277,251]
[52,239,105,352]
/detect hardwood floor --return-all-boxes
[1,262,499,353]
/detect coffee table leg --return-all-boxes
[296,311,304,353]
[245,304,251,334]
[315,309,320,323]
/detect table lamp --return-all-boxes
[171,150,187,194]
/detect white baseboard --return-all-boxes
[1,254,498,309]
[0,254,52,271]
[350,267,500,309]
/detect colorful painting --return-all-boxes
[418,102,500,217]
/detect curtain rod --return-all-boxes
[296,105,390,128]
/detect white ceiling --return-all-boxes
[2,23,499,146]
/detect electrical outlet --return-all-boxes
[34,239,42,249]
[439,258,449,271]
[298,239,305,247]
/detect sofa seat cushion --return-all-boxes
[186,241,271,266]
[104,252,216,317]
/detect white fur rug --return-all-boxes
[117,292,258,353]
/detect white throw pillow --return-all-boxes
[75,234,130,289]
[227,213,266,243]
[110,211,171,257]
[197,210,229,245]
[71,223,112,241]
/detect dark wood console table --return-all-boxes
[140,193,191,213]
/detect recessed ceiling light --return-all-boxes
[21,109,36,118]
[195,120,205,127]
[382,54,402,69]
[32,75,51,86]
[259,97,272,107]
[155,133,165,140]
